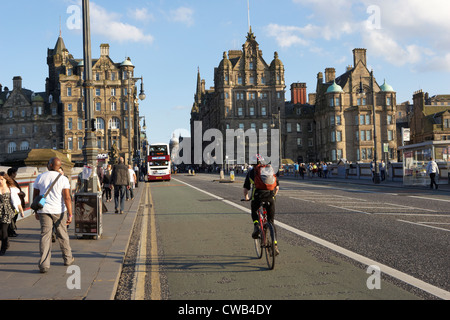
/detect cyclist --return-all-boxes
[243,154,280,254]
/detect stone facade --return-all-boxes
[190,29,286,165]
[47,37,142,165]
[0,36,143,166]
[191,43,399,165]
[0,77,60,166]
[284,98,316,163]
[410,91,450,144]
[312,49,398,163]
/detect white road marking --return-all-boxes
[409,196,450,203]
[397,220,450,233]
[173,178,450,300]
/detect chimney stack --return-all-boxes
[291,83,307,105]
[13,76,22,90]
[100,44,110,57]
[353,48,367,67]
[325,68,336,83]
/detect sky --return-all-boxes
[1,0,450,145]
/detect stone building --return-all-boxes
[0,36,144,166]
[410,90,450,144]
[190,29,286,165]
[47,36,143,165]
[284,83,316,163]
[312,48,398,163]
[0,76,61,166]
[190,40,400,166]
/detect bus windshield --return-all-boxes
[148,160,170,168]
[149,146,168,157]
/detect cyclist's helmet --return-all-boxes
[250,154,266,165]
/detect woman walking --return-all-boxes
[0,172,24,256]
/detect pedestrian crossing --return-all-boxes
[278,186,450,232]
[279,188,437,215]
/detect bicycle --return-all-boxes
[242,199,276,270]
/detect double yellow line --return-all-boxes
[133,183,161,300]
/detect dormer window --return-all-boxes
[444,119,450,129]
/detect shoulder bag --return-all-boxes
[31,173,62,212]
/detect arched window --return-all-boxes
[96,118,106,130]
[20,141,30,151]
[108,117,121,130]
[7,142,17,154]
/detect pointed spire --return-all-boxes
[54,34,67,55]
[195,67,202,103]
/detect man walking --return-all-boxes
[111,157,130,214]
[33,158,73,273]
[379,160,386,181]
[426,157,440,190]
[127,165,136,201]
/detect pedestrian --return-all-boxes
[32,158,73,273]
[111,157,130,214]
[103,164,113,202]
[379,160,386,181]
[322,162,328,178]
[127,165,136,201]
[426,157,440,190]
[345,161,350,179]
[134,164,140,187]
[370,161,376,182]
[6,168,26,237]
[312,163,318,177]
[0,172,24,256]
[299,163,305,180]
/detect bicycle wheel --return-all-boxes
[254,234,263,259]
[264,223,276,270]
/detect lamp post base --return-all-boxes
[373,173,381,184]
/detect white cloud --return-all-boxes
[128,8,154,23]
[362,29,432,67]
[90,2,154,44]
[265,24,310,48]
[266,0,450,71]
[266,0,357,48]
[168,7,195,27]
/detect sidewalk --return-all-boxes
[0,185,144,300]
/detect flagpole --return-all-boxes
[247,0,251,31]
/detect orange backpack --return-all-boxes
[254,165,277,191]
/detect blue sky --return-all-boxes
[1,0,450,145]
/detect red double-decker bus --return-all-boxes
[147,143,171,182]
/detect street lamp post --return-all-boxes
[127,77,146,166]
[271,106,282,172]
[82,0,99,192]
